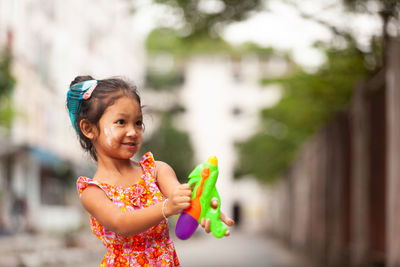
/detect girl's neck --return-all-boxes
[94,155,140,184]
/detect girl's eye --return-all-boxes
[116,119,125,125]
[136,120,143,127]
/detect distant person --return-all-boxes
[66,76,234,266]
[11,196,27,233]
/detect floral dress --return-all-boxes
[77,152,180,267]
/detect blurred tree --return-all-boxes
[342,0,399,37]
[143,27,197,177]
[140,111,194,183]
[341,0,399,62]
[281,0,399,67]
[145,70,185,91]
[0,49,16,130]
[236,41,373,182]
[146,27,278,59]
[144,31,280,177]
[235,0,397,182]
[149,0,399,63]
[146,27,232,58]
[152,0,263,39]
[147,0,395,182]
[143,1,274,177]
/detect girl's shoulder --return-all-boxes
[76,176,127,200]
[142,153,175,179]
[153,160,173,172]
[76,176,103,196]
[140,153,174,184]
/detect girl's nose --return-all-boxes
[126,126,137,137]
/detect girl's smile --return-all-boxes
[121,141,139,150]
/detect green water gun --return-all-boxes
[175,156,228,239]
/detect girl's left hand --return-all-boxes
[200,199,235,237]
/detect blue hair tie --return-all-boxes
[66,80,98,134]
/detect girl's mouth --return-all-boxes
[122,142,137,149]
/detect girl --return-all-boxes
[66,76,234,266]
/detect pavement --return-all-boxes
[174,230,314,267]
[0,232,104,267]
[0,228,315,267]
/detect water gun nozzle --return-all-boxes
[206,156,218,166]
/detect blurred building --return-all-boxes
[142,53,286,232]
[0,0,145,233]
[180,55,283,231]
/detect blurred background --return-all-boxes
[0,0,399,266]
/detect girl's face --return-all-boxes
[94,96,143,160]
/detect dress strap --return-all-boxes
[140,152,156,178]
[76,176,111,199]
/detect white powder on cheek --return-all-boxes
[103,127,113,147]
[104,125,119,149]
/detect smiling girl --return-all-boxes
[66,76,234,266]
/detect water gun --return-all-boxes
[175,156,227,240]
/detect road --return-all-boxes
[174,230,314,267]
[0,229,315,267]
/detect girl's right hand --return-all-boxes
[165,184,192,217]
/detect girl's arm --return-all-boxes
[155,160,182,198]
[155,161,194,216]
[80,183,191,236]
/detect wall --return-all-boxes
[264,38,399,267]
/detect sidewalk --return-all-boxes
[0,232,105,267]
[0,229,315,267]
[174,230,314,267]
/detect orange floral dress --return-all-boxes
[77,152,180,266]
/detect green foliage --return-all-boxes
[146,27,279,61]
[236,42,373,183]
[0,50,16,129]
[146,28,233,58]
[342,0,399,19]
[146,0,386,184]
[145,71,185,91]
[234,42,276,58]
[140,114,194,183]
[153,0,263,37]
[0,100,14,128]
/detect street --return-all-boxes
[174,230,314,267]
[0,229,314,267]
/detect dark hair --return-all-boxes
[68,75,142,161]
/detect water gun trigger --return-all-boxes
[210,197,218,209]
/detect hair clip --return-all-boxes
[67,79,98,133]
[82,82,98,100]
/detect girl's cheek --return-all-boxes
[104,128,111,146]
[104,126,119,148]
